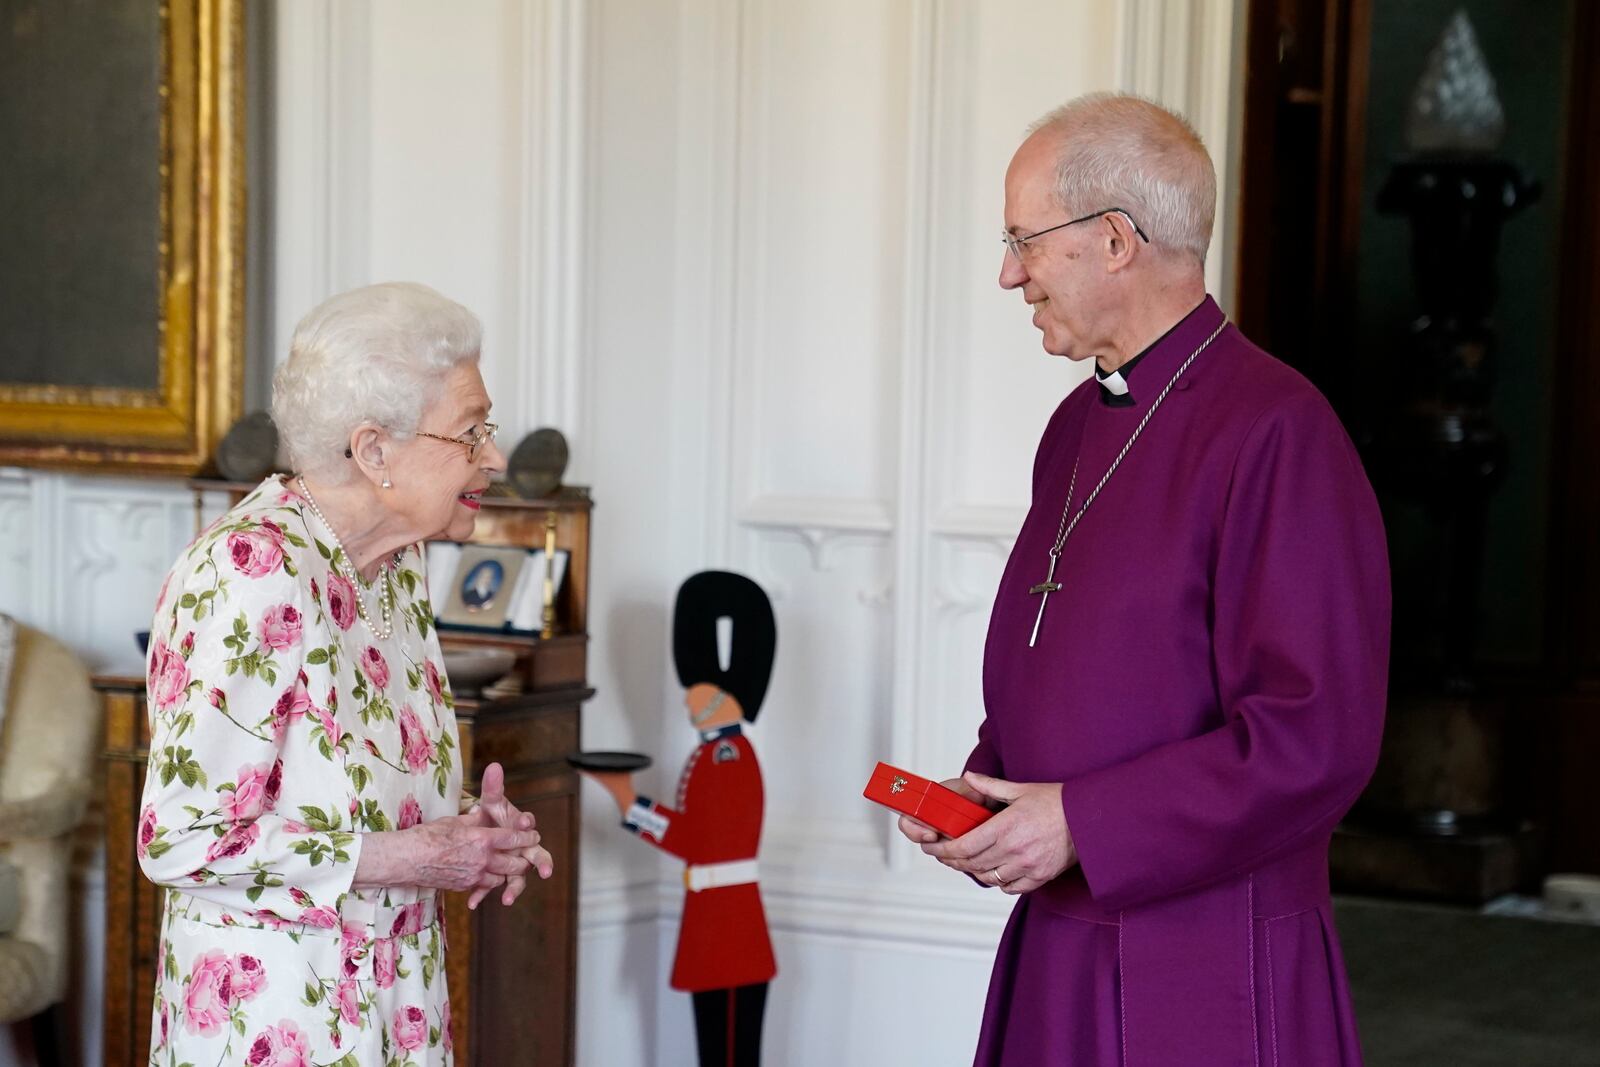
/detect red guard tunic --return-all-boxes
[624,725,777,992]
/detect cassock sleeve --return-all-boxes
[963,717,1004,779]
[1058,392,1389,912]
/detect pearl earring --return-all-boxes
[382,476,392,489]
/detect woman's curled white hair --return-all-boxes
[272,282,482,482]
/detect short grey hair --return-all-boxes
[1028,93,1216,264]
[272,282,483,481]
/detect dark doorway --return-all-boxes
[1234,0,1599,883]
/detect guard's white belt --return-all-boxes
[684,859,759,892]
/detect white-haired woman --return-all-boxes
[138,282,550,1066]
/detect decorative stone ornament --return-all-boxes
[1406,10,1506,154]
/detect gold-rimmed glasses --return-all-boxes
[413,421,499,462]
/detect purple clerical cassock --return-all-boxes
[968,297,1390,1066]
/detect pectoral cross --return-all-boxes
[1028,554,1062,648]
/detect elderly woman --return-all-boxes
[138,282,550,1065]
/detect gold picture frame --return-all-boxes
[0,0,245,475]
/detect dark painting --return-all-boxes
[0,0,162,390]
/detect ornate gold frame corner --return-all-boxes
[0,0,246,477]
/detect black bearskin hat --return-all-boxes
[672,570,777,722]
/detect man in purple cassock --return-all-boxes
[899,93,1390,1066]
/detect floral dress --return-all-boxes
[139,477,462,1066]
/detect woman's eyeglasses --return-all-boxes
[344,422,498,462]
[414,422,499,462]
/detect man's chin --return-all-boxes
[1038,332,1083,360]
[1035,323,1075,359]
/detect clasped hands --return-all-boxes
[457,761,556,909]
[356,762,554,909]
[896,771,1078,895]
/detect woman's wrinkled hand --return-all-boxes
[404,815,544,897]
[461,762,555,909]
[354,800,545,904]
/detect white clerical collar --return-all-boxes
[1094,300,1208,407]
[1095,356,1141,406]
[1095,366,1131,396]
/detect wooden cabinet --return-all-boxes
[99,484,595,1066]
[100,679,166,1067]
[442,686,590,1066]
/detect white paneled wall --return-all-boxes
[646,1,1242,1063]
[0,470,196,674]
[0,2,1241,1064]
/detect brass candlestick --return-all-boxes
[541,513,558,638]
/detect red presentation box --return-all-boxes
[862,762,994,839]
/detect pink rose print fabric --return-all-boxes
[243,1020,310,1067]
[393,1005,430,1052]
[361,646,391,689]
[325,573,358,632]
[141,478,460,1064]
[183,949,244,1037]
[398,795,424,830]
[258,604,304,652]
[398,705,438,774]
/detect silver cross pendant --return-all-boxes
[1027,554,1062,648]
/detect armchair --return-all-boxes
[0,618,100,1052]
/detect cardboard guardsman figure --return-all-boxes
[579,570,778,1066]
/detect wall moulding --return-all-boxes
[738,495,896,573]
[515,0,590,460]
[737,494,896,534]
[1117,0,1245,305]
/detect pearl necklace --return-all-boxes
[296,476,396,641]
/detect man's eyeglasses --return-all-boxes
[413,422,499,462]
[1002,208,1150,261]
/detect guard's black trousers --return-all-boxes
[691,982,769,1067]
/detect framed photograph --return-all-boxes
[505,548,570,632]
[437,546,529,630]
